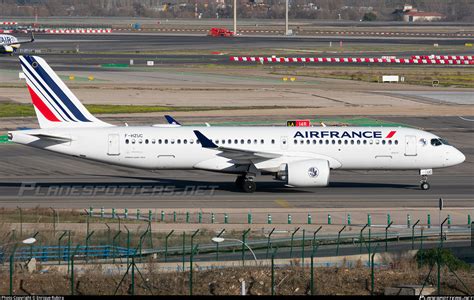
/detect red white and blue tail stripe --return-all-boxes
[19,55,111,129]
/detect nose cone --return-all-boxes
[451,148,466,166]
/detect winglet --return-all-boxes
[193,130,217,148]
[164,115,181,125]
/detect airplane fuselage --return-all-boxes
[10,126,465,173]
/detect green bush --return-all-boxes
[416,248,471,271]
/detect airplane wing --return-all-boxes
[4,32,34,46]
[193,130,281,161]
[164,115,181,125]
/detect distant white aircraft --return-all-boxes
[8,56,466,192]
[0,32,34,54]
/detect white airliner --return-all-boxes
[8,56,465,192]
[0,32,34,54]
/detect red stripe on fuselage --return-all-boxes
[386,131,396,138]
[27,85,60,122]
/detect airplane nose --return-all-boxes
[452,149,466,165]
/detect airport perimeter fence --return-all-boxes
[84,207,473,228]
[0,217,472,295]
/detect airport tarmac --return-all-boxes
[3,32,473,57]
[0,116,472,209]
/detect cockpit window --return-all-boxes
[431,138,442,146]
[439,139,450,145]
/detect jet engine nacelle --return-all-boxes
[1,45,14,53]
[277,159,330,187]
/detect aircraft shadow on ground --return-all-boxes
[0,174,419,195]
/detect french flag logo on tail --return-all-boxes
[19,55,111,129]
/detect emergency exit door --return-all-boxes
[107,134,120,156]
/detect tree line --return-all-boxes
[0,0,472,21]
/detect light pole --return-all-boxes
[4,237,37,296]
[211,237,258,264]
[233,0,237,35]
[1,237,37,248]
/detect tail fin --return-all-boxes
[19,55,112,129]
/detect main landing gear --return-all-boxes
[419,169,433,190]
[236,175,256,193]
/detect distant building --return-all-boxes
[403,11,445,22]
[392,4,445,22]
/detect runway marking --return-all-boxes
[275,199,292,208]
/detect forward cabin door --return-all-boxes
[107,134,120,156]
[404,135,417,156]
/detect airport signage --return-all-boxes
[287,119,311,127]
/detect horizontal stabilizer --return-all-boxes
[30,133,71,143]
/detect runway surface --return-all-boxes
[0,116,472,209]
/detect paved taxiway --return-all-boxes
[0,116,472,209]
[6,32,473,54]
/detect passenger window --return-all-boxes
[271,139,275,144]
[300,140,304,144]
[184,139,187,144]
[240,139,244,144]
[375,140,379,144]
[138,139,143,144]
[350,140,354,145]
[332,140,336,145]
[325,140,329,144]
[247,139,251,144]
[306,140,310,144]
[254,139,257,144]
[228,139,232,144]
[313,140,317,144]
[394,140,398,145]
[152,139,156,144]
[215,140,219,144]
[319,140,323,144]
[190,139,194,144]
[158,139,162,144]
[382,140,386,145]
[363,140,367,145]
[197,140,200,144]
[164,139,168,144]
[177,139,181,144]
[294,140,298,144]
[261,139,264,144]
[357,140,361,145]
[132,139,136,144]
[338,140,342,145]
[125,139,129,144]
[145,139,149,144]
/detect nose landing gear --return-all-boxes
[420,178,430,190]
[419,169,433,190]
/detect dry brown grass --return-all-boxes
[0,259,472,295]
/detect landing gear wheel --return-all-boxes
[242,180,257,193]
[420,182,430,190]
